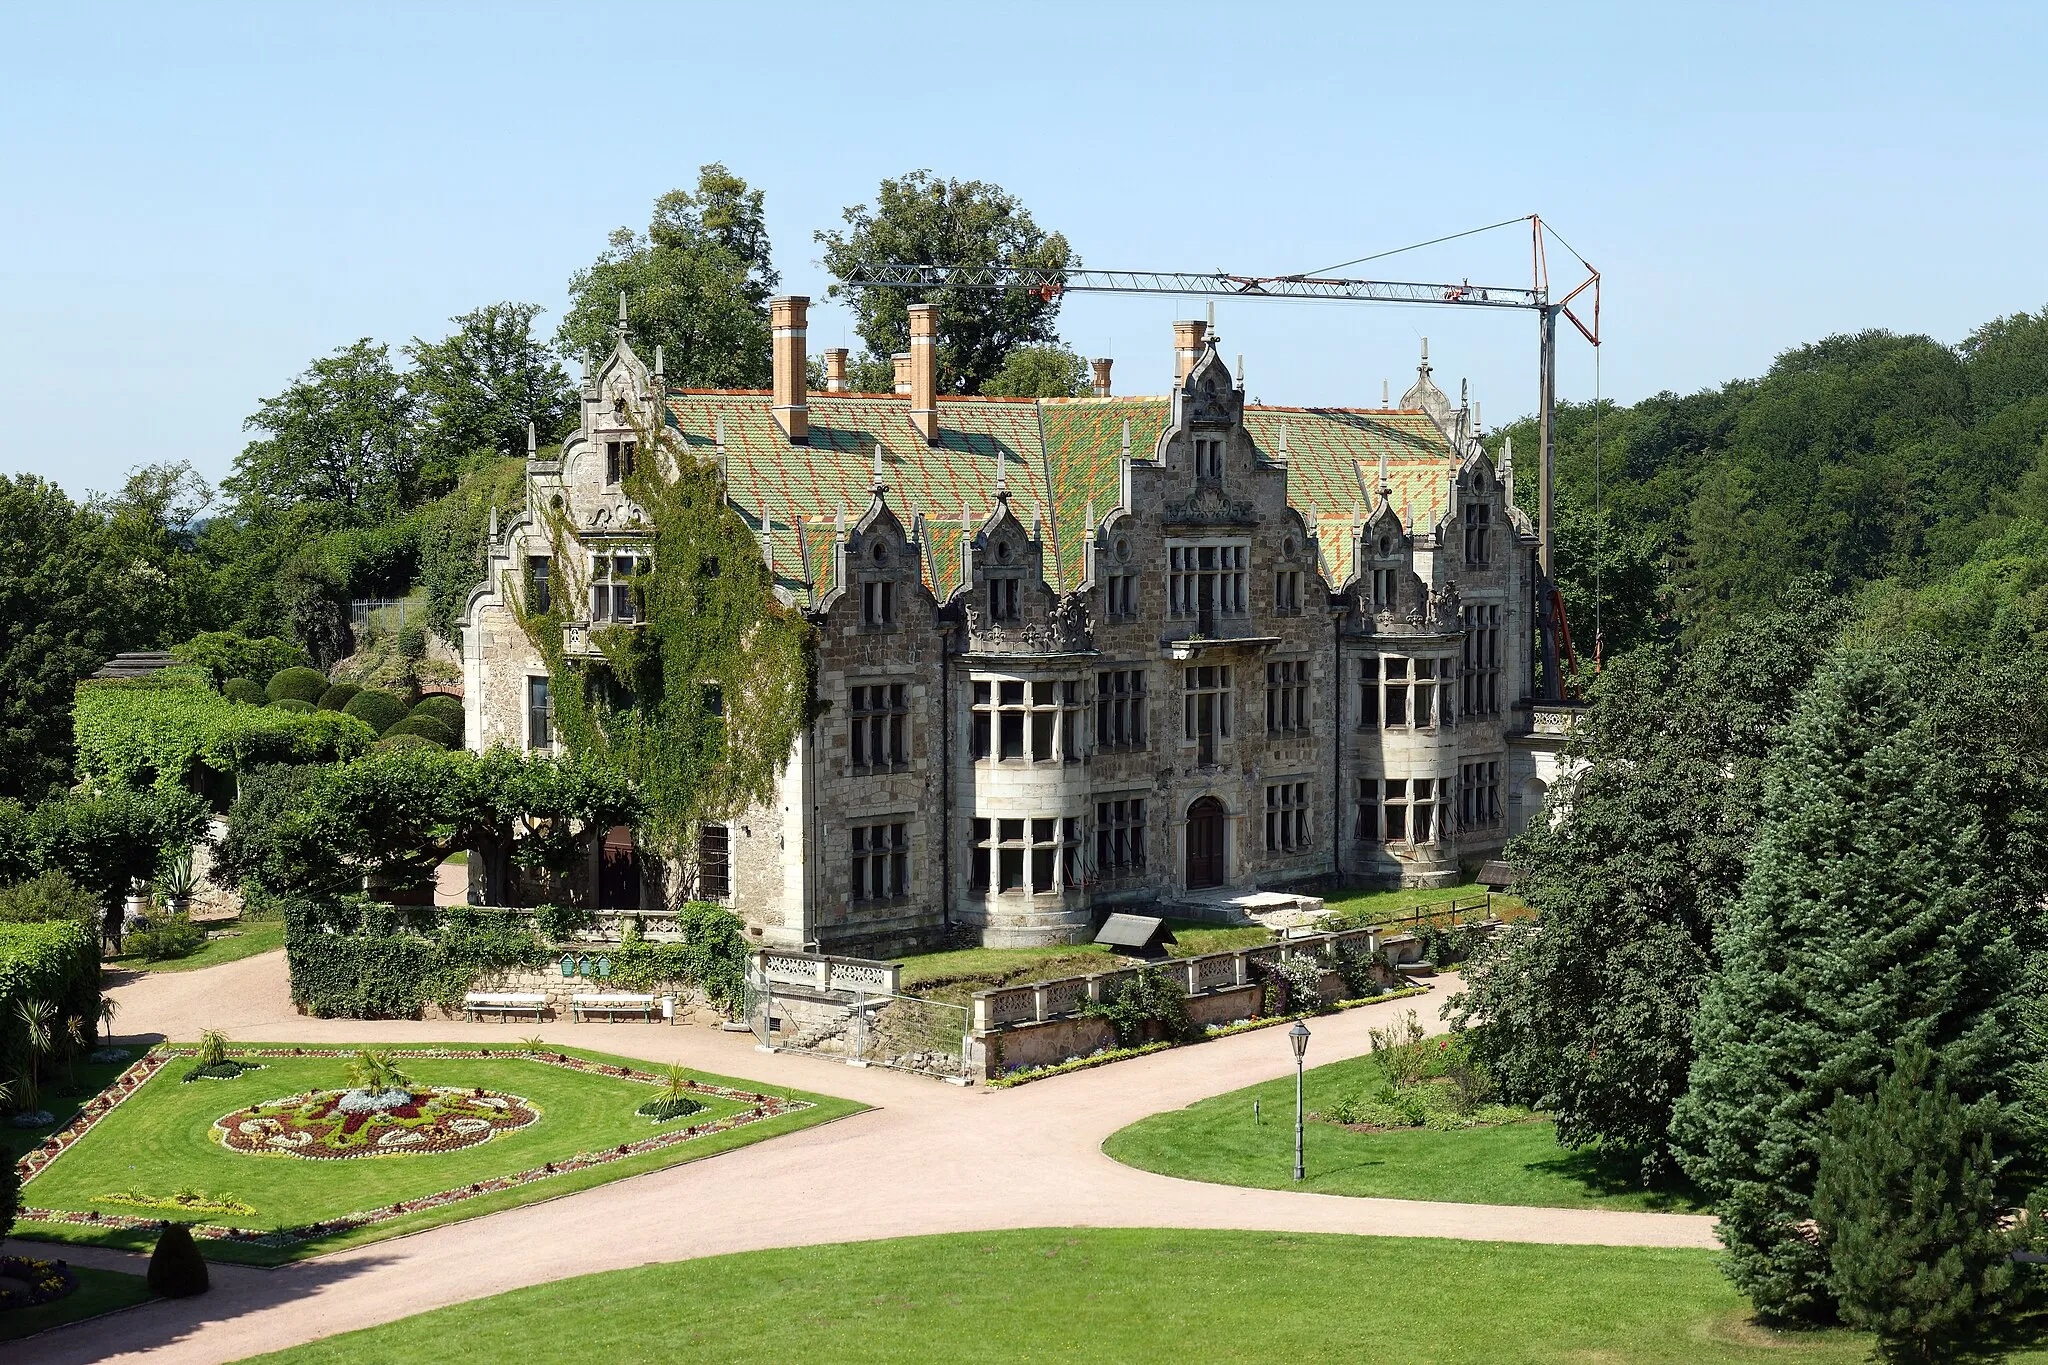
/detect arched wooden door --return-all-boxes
[1186,797,1227,889]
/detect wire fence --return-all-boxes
[349,597,427,638]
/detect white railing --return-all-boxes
[754,949,902,997]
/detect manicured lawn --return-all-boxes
[1103,1049,1705,1212]
[237,1228,1909,1364]
[0,1264,155,1342]
[1321,879,1525,925]
[897,920,1276,1004]
[13,1044,862,1265]
[108,915,285,973]
[0,1055,137,1167]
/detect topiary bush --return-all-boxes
[410,693,464,735]
[317,682,362,712]
[0,871,99,932]
[267,698,315,714]
[384,714,456,747]
[375,732,445,754]
[147,1221,210,1297]
[265,666,330,706]
[342,689,409,736]
[223,677,266,706]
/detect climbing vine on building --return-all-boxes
[514,401,813,875]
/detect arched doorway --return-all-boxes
[1186,797,1227,889]
[598,825,640,909]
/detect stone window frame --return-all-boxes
[604,439,638,486]
[1355,776,1440,845]
[1166,539,1249,623]
[848,682,908,773]
[1461,603,1504,717]
[1359,654,1447,731]
[1459,759,1503,830]
[1264,780,1311,853]
[860,577,897,630]
[697,823,731,901]
[1093,796,1148,880]
[1182,664,1234,766]
[1103,570,1139,618]
[525,555,552,614]
[1193,435,1225,482]
[1463,500,1493,565]
[589,551,647,624]
[849,820,910,903]
[525,675,554,752]
[1265,658,1310,734]
[986,574,1021,623]
[1095,668,1147,751]
[970,815,1081,895]
[971,677,1085,765]
[1274,567,1303,615]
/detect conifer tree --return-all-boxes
[1813,1040,2017,1363]
[1672,647,2032,1323]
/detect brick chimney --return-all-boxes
[892,352,912,394]
[770,295,808,443]
[908,303,938,444]
[1091,357,1113,397]
[823,347,848,393]
[1174,319,1208,385]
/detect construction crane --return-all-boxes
[845,214,1600,703]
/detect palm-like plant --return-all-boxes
[656,1063,694,1104]
[14,998,56,1113]
[194,1029,230,1069]
[344,1047,413,1095]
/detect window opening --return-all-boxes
[1264,781,1310,852]
[850,683,908,771]
[850,822,908,902]
[1266,659,1309,734]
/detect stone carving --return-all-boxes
[1430,578,1462,629]
[963,591,1094,654]
[1163,482,1257,528]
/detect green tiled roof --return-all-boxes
[664,388,1463,603]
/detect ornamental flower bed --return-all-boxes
[15,1044,810,1250]
[216,1087,541,1159]
[0,1254,78,1311]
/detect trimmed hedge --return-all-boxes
[266,666,330,705]
[384,714,455,747]
[374,732,445,753]
[410,693,464,734]
[342,688,409,736]
[283,899,549,1018]
[148,1222,210,1297]
[0,919,100,1082]
[0,789,210,909]
[317,682,362,712]
[224,677,266,706]
[268,698,315,714]
[73,675,378,795]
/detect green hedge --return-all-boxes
[224,678,266,705]
[171,632,307,689]
[384,714,455,747]
[281,899,747,1017]
[0,919,100,1083]
[73,674,378,795]
[269,698,315,714]
[342,689,409,736]
[0,789,210,909]
[410,695,465,743]
[266,666,330,705]
[375,732,445,753]
[317,682,362,712]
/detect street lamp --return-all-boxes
[1289,1020,1311,1182]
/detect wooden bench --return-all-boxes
[571,992,658,1023]
[463,992,547,1022]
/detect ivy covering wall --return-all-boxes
[73,671,377,796]
[514,405,813,874]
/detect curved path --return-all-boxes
[12,951,1716,1363]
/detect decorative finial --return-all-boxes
[1420,336,1430,366]
[617,291,629,330]
[1377,452,1390,498]
[1383,379,1390,408]
[1474,400,1483,435]
[836,506,846,537]
[761,500,775,575]
[873,443,887,492]
[1084,498,1096,534]
[654,344,664,381]
[715,414,726,453]
[1237,353,1244,389]
[1279,423,1289,457]
[488,505,498,541]
[1121,418,1131,457]
[993,451,1008,503]
[526,420,536,456]
[962,498,972,534]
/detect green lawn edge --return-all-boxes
[107,918,286,974]
[12,1041,865,1267]
[233,1228,1921,1365]
[1100,1046,1707,1214]
[0,1264,156,1343]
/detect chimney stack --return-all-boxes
[908,303,939,444]
[892,352,912,394]
[1091,357,1113,397]
[770,295,809,443]
[824,347,848,393]
[1173,319,1208,385]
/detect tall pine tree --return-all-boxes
[1672,645,2035,1323]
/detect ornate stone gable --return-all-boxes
[1163,481,1258,528]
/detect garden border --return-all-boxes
[14,1045,811,1250]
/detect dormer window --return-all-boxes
[606,440,637,485]
[1194,437,1224,481]
[988,577,1020,622]
[862,579,896,628]
[1463,503,1492,565]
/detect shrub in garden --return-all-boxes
[265,666,330,706]
[396,621,428,664]
[375,732,445,754]
[1081,967,1195,1047]
[384,714,455,748]
[172,632,307,690]
[223,677,266,706]
[0,920,99,1105]
[146,1222,209,1297]
[0,872,98,931]
[342,688,409,736]
[0,1146,17,1239]
[182,1027,249,1080]
[267,698,315,714]
[317,682,361,712]
[127,914,205,962]
[637,1065,705,1121]
[410,695,465,743]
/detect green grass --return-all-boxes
[108,915,285,973]
[0,1054,137,1166]
[1103,1048,1706,1212]
[896,920,1276,1005]
[1320,879,1523,926]
[235,1228,1918,1364]
[0,1264,156,1342]
[13,1044,862,1265]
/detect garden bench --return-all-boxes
[571,992,658,1023]
[463,992,548,1022]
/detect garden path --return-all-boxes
[14,951,1717,1364]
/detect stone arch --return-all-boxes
[1185,794,1229,890]
[1509,775,1549,837]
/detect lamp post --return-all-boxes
[1289,1020,1310,1182]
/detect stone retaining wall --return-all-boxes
[422,965,723,1025]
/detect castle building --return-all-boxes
[461,297,1549,954]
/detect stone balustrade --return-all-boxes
[754,949,902,997]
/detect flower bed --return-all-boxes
[216,1087,541,1159]
[0,1255,77,1311]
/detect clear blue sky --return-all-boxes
[3,1,2042,499]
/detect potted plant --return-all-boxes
[157,851,198,916]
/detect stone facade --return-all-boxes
[461,312,1546,956]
